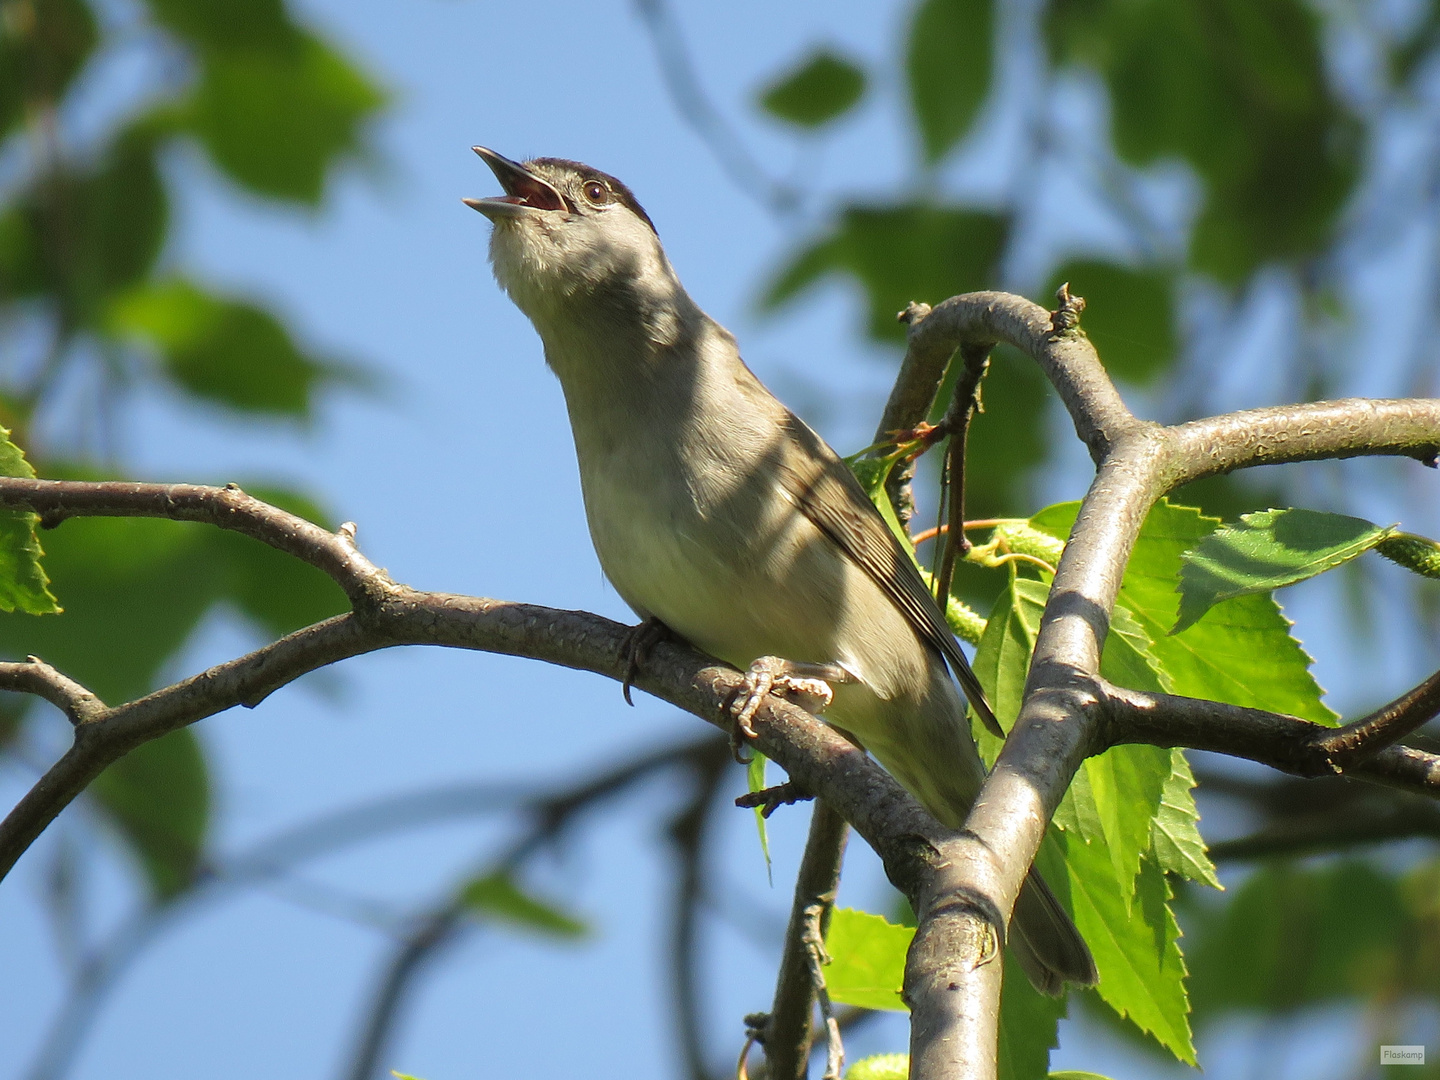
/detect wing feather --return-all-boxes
[775,414,1003,738]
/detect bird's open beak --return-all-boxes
[464,147,567,220]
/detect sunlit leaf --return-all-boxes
[0,427,58,614]
[824,906,910,1011]
[1042,839,1195,1065]
[747,750,772,882]
[1031,500,1338,724]
[1148,750,1218,890]
[982,574,1169,902]
[1176,508,1393,633]
[845,1054,909,1080]
[759,49,866,128]
[459,870,587,938]
[907,0,994,162]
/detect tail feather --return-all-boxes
[1011,867,1098,995]
[834,656,1097,996]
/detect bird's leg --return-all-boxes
[620,616,674,706]
[731,657,857,740]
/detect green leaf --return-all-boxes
[0,0,98,142]
[107,278,361,418]
[1044,0,1358,280]
[1042,838,1195,1065]
[1044,262,1176,385]
[759,49,866,128]
[458,871,587,938]
[907,0,994,162]
[970,569,1037,762]
[1048,1073,1117,1079]
[183,31,386,204]
[845,1054,909,1080]
[1031,500,1338,724]
[974,571,1170,903]
[0,427,59,614]
[1148,750,1218,890]
[1176,508,1394,633]
[747,750,772,883]
[762,204,1007,342]
[824,907,911,1012]
[89,729,209,899]
[0,516,223,704]
[997,950,1066,1080]
[142,0,292,51]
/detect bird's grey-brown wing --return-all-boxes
[775,413,1003,737]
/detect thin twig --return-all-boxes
[936,345,992,603]
[1307,667,1440,766]
[761,800,848,1080]
[0,658,105,725]
[734,780,813,818]
[801,901,844,1080]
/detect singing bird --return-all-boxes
[465,147,1095,994]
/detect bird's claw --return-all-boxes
[620,617,671,706]
[729,656,852,744]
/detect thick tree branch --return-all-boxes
[880,291,1143,464]
[1169,398,1440,481]
[878,297,1440,1079]
[1098,678,1440,797]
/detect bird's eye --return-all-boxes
[582,180,611,206]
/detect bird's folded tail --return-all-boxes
[1010,867,1099,996]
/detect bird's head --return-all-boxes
[466,147,667,324]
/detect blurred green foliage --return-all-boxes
[758,49,867,129]
[0,0,381,896]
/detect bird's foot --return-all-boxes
[619,617,673,706]
[730,657,856,741]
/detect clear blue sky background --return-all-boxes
[1,2,1427,1079]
